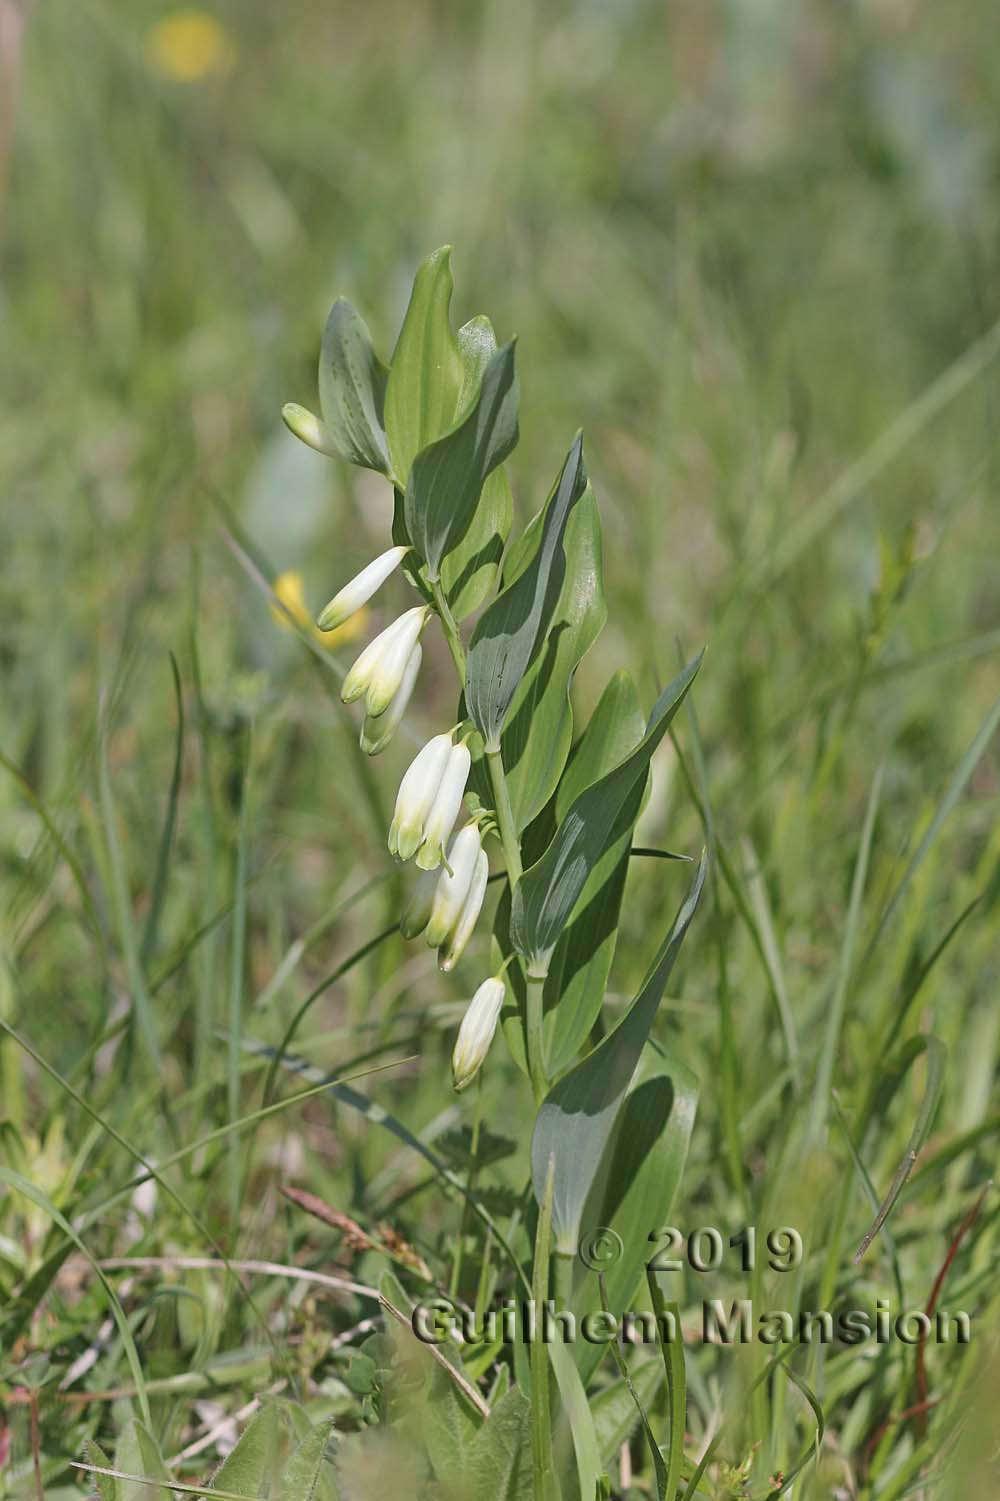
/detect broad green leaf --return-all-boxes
[404,340,518,579]
[531,853,707,1253]
[590,1360,664,1466]
[317,299,391,474]
[466,434,589,751]
[278,1418,340,1501]
[574,1045,700,1387]
[210,1403,287,1495]
[440,317,514,619]
[500,670,645,1076]
[384,247,465,484]
[511,653,703,969]
[113,1421,171,1501]
[420,1369,482,1491]
[466,1388,534,1501]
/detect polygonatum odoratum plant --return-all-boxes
[283,247,707,1497]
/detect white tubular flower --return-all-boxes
[399,866,439,940]
[341,606,428,712]
[452,976,506,1092]
[425,825,483,949]
[360,644,421,756]
[416,741,472,871]
[282,402,336,456]
[438,849,489,972]
[318,545,410,633]
[388,732,453,860]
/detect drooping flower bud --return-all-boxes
[416,741,471,871]
[425,825,483,949]
[452,976,506,1092]
[388,732,453,860]
[360,644,421,756]
[282,402,336,456]
[438,849,489,972]
[317,545,410,634]
[399,866,439,940]
[341,606,428,713]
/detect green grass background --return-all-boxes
[1,0,998,1494]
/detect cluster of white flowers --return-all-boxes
[317,546,506,1091]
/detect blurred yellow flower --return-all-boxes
[146,10,235,82]
[271,570,367,649]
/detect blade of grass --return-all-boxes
[228,722,251,1227]
[97,692,163,1080]
[597,1270,667,1497]
[810,762,883,1139]
[531,1153,558,1501]
[647,1272,686,1501]
[854,1035,947,1263]
[139,652,185,970]
[831,1090,905,1305]
[672,698,746,1208]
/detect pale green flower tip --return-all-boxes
[415,843,442,872]
[360,721,392,755]
[395,826,424,862]
[364,683,395,719]
[317,599,348,633]
[340,671,366,705]
[282,402,334,456]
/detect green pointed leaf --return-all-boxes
[316,299,391,474]
[541,670,644,1071]
[210,1403,287,1495]
[500,488,606,829]
[113,1420,171,1501]
[500,670,645,1076]
[574,1045,700,1386]
[646,1275,686,1501]
[531,853,707,1252]
[84,1440,118,1501]
[511,653,703,968]
[440,317,515,619]
[278,1418,340,1501]
[404,340,518,579]
[550,1337,603,1501]
[464,1389,533,1501]
[385,247,465,484]
[466,434,588,751]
